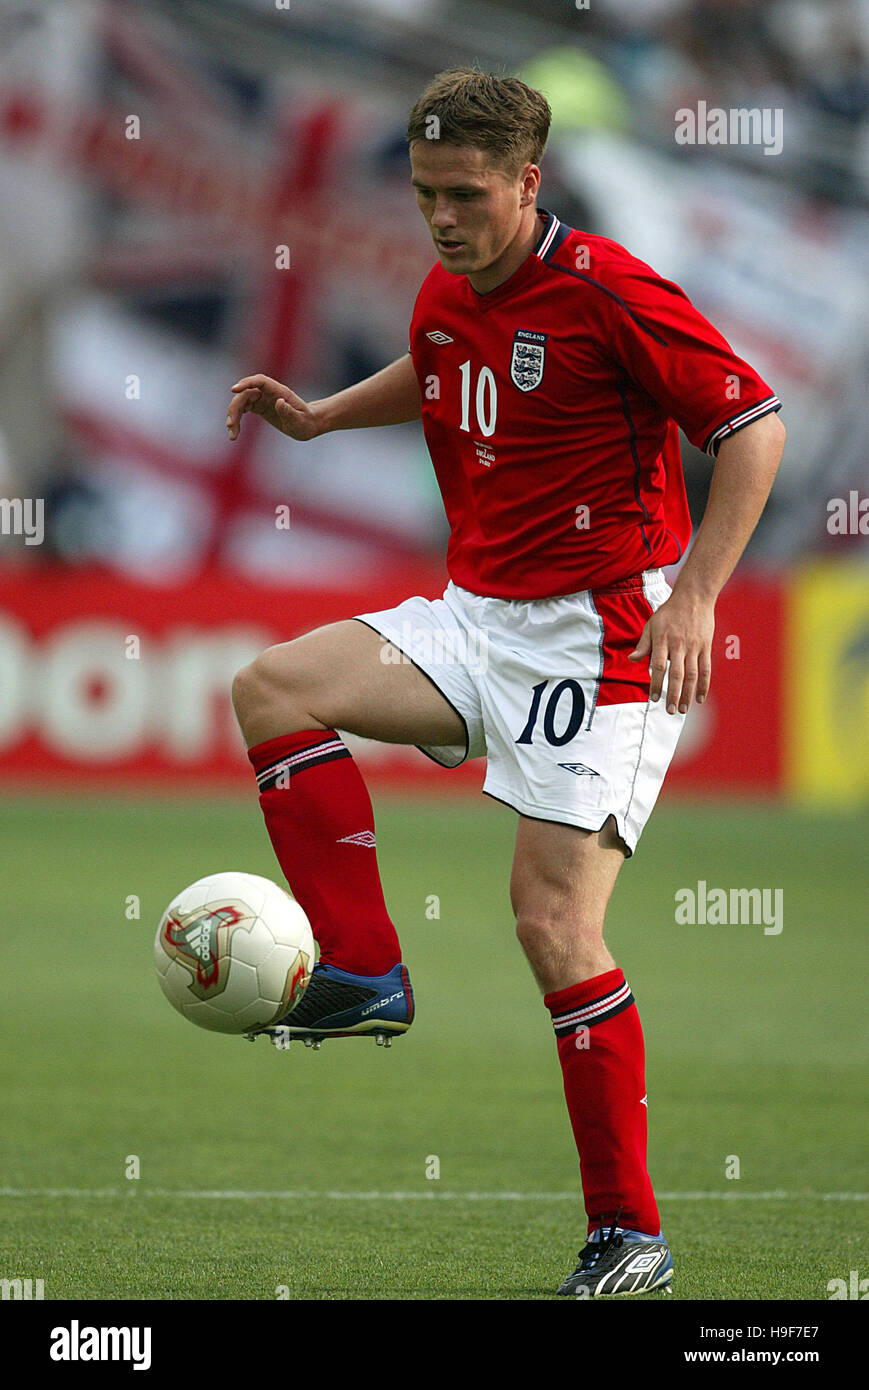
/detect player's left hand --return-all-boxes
[628,593,715,715]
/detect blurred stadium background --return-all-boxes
[0,0,866,801]
[0,0,866,799]
[0,0,867,1302]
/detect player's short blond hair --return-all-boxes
[406,67,551,176]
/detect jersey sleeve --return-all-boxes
[600,255,781,456]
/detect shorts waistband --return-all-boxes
[592,568,663,596]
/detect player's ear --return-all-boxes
[520,163,541,205]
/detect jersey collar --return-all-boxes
[533,208,563,259]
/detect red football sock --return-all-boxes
[544,968,660,1237]
[247,730,401,975]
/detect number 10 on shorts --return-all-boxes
[516,679,586,746]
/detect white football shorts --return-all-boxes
[355,571,685,854]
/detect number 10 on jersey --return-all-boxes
[459,361,497,437]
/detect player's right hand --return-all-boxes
[226,374,321,442]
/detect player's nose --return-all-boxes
[430,200,457,228]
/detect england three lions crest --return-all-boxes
[510,328,547,392]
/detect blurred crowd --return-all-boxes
[0,0,866,581]
[586,0,868,201]
[311,0,869,201]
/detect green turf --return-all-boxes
[0,792,866,1299]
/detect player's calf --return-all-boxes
[234,622,465,994]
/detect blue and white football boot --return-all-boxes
[556,1219,674,1298]
[246,960,414,1051]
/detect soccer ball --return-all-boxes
[154,871,314,1034]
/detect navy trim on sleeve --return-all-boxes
[702,396,782,456]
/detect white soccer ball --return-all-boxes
[154,871,314,1034]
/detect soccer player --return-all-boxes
[226,68,784,1298]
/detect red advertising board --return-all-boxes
[0,564,783,795]
[663,571,785,795]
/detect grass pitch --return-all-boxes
[0,791,865,1300]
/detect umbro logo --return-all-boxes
[426,331,453,345]
[624,1250,664,1274]
[337,831,377,847]
[361,990,404,1016]
[558,763,600,777]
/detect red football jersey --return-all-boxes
[409,209,780,599]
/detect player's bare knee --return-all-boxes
[515,912,606,969]
[233,656,277,716]
[514,915,571,985]
[231,661,258,726]
[514,916,545,970]
[232,646,310,739]
[515,913,569,956]
[517,910,579,939]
